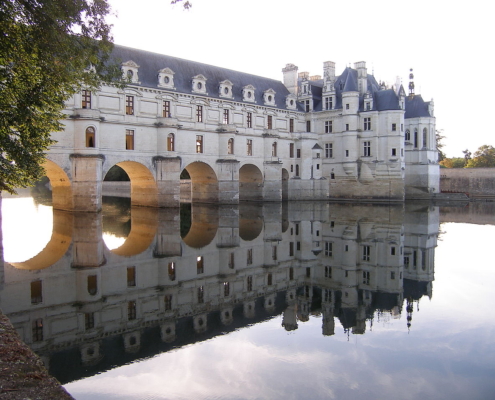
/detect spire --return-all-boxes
[408,68,415,98]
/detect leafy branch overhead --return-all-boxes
[0,0,122,194]
[171,0,192,9]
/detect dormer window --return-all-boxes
[242,85,256,102]
[192,74,207,94]
[219,80,233,99]
[364,92,373,110]
[158,68,176,90]
[286,94,297,110]
[122,61,140,84]
[264,89,276,106]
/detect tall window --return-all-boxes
[247,248,253,265]
[295,164,300,177]
[82,90,91,109]
[247,112,252,128]
[247,276,253,291]
[366,102,371,110]
[163,100,171,117]
[289,143,294,158]
[32,319,43,342]
[363,141,371,157]
[392,123,397,131]
[405,129,411,141]
[414,129,418,148]
[126,129,134,150]
[127,266,136,287]
[345,123,349,131]
[325,143,333,158]
[196,105,203,122]
[289,118,294,133]
[168,262,176,281]
[324,242,332,257]
[228,138,234,154]
[267,273,273,286]
[305,100,310,112]
[128,301,137,320]
[198,286,204,303]
[306,121,311,132]
[325,97,333,110]
[196,135,203,153]
[247,139,253,156]
[164,295,172,311]
[325,266,332,279]
[31,280,42,304]
[363,271,370,285]
[364,117,371,131]
[167,133,175,151]
[228,252,235,269]
[86,127,95,148]
[272,245,277,260]
[223,109,229,124]
[197,256,204,274]
[296,149,301,158]
[85,313,95,330]
[289,267,294,280]
[325,120,332,133]
[87,275,97,295]
[267,115,273,129]
[125,95,134,115]
[223,282,230,297]
[362,245,371,261]
[423,128,428,147]
[271,142,277,157]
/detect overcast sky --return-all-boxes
[106,0,493,157]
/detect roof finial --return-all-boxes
[408,68,415,98]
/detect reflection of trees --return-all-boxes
[180,203,192,238]
[102,197,131,237]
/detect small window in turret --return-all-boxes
[346,104,349,110]
[392,123,397,131]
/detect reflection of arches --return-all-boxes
[111,207,158,256]
[183,162,218,204]
[282,168,289,201]
[181,204,218,248]
[42,159,73,211]
[86,126,96,148]
[10,211,73,270]
[113,161,158,207]
[239,164,263,201]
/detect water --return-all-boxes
[1,194,494,400]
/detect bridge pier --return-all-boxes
[263,162,283,201]
[217,160,240,204]
[154,157,181,208]
[70,154,104,212]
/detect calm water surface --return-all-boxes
[1,194,494,400]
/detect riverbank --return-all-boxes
[0,311,74,400]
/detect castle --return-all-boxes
[49,45,438,210]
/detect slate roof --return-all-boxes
[111,45,291,110]
[405,95,432,119]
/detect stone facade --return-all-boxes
[45,46,439,210]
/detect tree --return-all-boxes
[0,0,122,194]
[171,0,192,9]
[436,129,446,162]
[466,145,495,168]
[462,149,471,166]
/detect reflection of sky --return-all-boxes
[65,223,495,400]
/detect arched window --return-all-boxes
[167,133,175,151]
[272,142,277,157]
[295,164,300,177]
[423,128,427,148]
[414,129,418,148]
[227,138,234,154]
[86,126,95,148]
[405,129,410,142]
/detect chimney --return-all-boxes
[354,61,367,95]
[282,63,299,95]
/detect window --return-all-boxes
[289,267,294,280]
[31,280,42,305]
[82,90,91,109]
[325,97,333,110]
[306,267,311,278]
[247,112,252,128]
[223,282,230,297]
[267,273,273,286]
[290,165,293,172]
[272,142,277,157]
[167,133,175,151]
[414,129,418,148]
[325,266,332,278]
[364,117,371,131]
[85,313,95,330]
[290,143,294,158]
[229,252,235,269]
[392,123,397,131]
[164,295,172,311]
[345,150,349,157]
[247,139,253,156]
[196,105,203,122]
[362,245,371,261]
[289,242,294,256]
[345,123,349,131]
[128,301,137,320]
[305,100,310,112]
[363,141,371,157]
[247,248,253,265]
[32,319,43,342]
[289,118,294,133]
[331,173,335,179]
[391,271,396,280]
[163,100,171,117]
[324,242,332,257]
[127,266,136,287]
[401,123,404,132]
[87,275,97,295]
[86,127,95,148]
[324,289,331,302]
[267,115,273,129]
[228,138,234,154]
[363,271,370,285]
[126,129,134,150]
[306,121,311,132]
[168,262,176,281]
[391,247,396,255]
[366,102,371,111]
[392,148,397,156]
[423,128,428,147]
[325,143,333,158]
[345,103,349,110]
[296,241,301,251]
[197,256,204,274]
[325,120,333,133]
[196,135,203,153]
[247,276,253,291]
[296,149,301,158]
[295,164,300,177]
[404,256,410,268]
[223,109,229,124]
[198,286,204,303]
[405,129,410,141]
[272,246,277,261]
[125,95,134,115]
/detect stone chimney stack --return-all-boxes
[282,63,299,95]
[354,61,367,95]
[323,61,335,92]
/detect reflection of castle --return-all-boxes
[0,202,438,383]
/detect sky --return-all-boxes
[105,0,494,158]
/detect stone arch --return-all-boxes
[181,204,218,248]
[42,159,73,211]
[239,164,263,201]
[109,161,158,207]
[182,162,219,204]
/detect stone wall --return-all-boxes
[440,168,495,197]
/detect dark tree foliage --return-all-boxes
[466,145,495,168]
[0,0,122,193]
